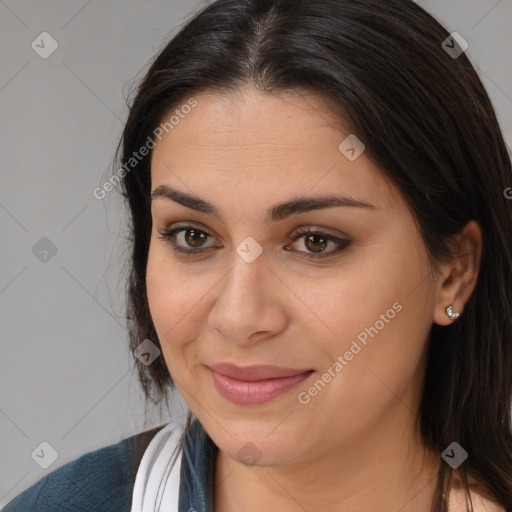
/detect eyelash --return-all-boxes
[157,223,352,260]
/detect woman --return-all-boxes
[4,0,512,511]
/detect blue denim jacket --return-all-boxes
[2,418,216,512]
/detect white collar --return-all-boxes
[131,422,185,512]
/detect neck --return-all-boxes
[214,408,441,512]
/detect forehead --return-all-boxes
[150,87,402,214]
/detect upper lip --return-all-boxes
[208,363,313,381]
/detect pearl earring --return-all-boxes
[446,304,460,321]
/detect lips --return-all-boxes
[207,363,314,405]
[208,363,312,380]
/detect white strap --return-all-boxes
[131,422,185,512]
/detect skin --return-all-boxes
[146,85,483,511]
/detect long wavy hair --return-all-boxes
[112,0,512,509]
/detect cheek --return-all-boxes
[146,237,202,322]
[298,294,430,442]
[304,234,433,408]
[146,245,172,328]
[145,242,217,373]
[145,244,193,359]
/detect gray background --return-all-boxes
[1,0,511,505]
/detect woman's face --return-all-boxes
[147,86,441,466]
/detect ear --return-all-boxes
[433,220,483,326]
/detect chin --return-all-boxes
[201,416,304,467]
[224,436,298,467]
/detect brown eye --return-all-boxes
[286,227,352,259]
[304,233,328,253]
[157,225,217,254]
[158,223,352,259]
[183,228,209,248]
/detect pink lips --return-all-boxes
[208,363,314,405]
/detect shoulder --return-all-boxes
[2,425,166,512]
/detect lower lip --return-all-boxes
[208,368,314,405]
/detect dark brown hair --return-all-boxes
[113,0,512,509]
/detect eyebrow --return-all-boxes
[150,185,377,222]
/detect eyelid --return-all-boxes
[290,224,351,241]
[158,221,218,242]
[157,220,349,241]
[156,221,352,259]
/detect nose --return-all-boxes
[208,243,288,347]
